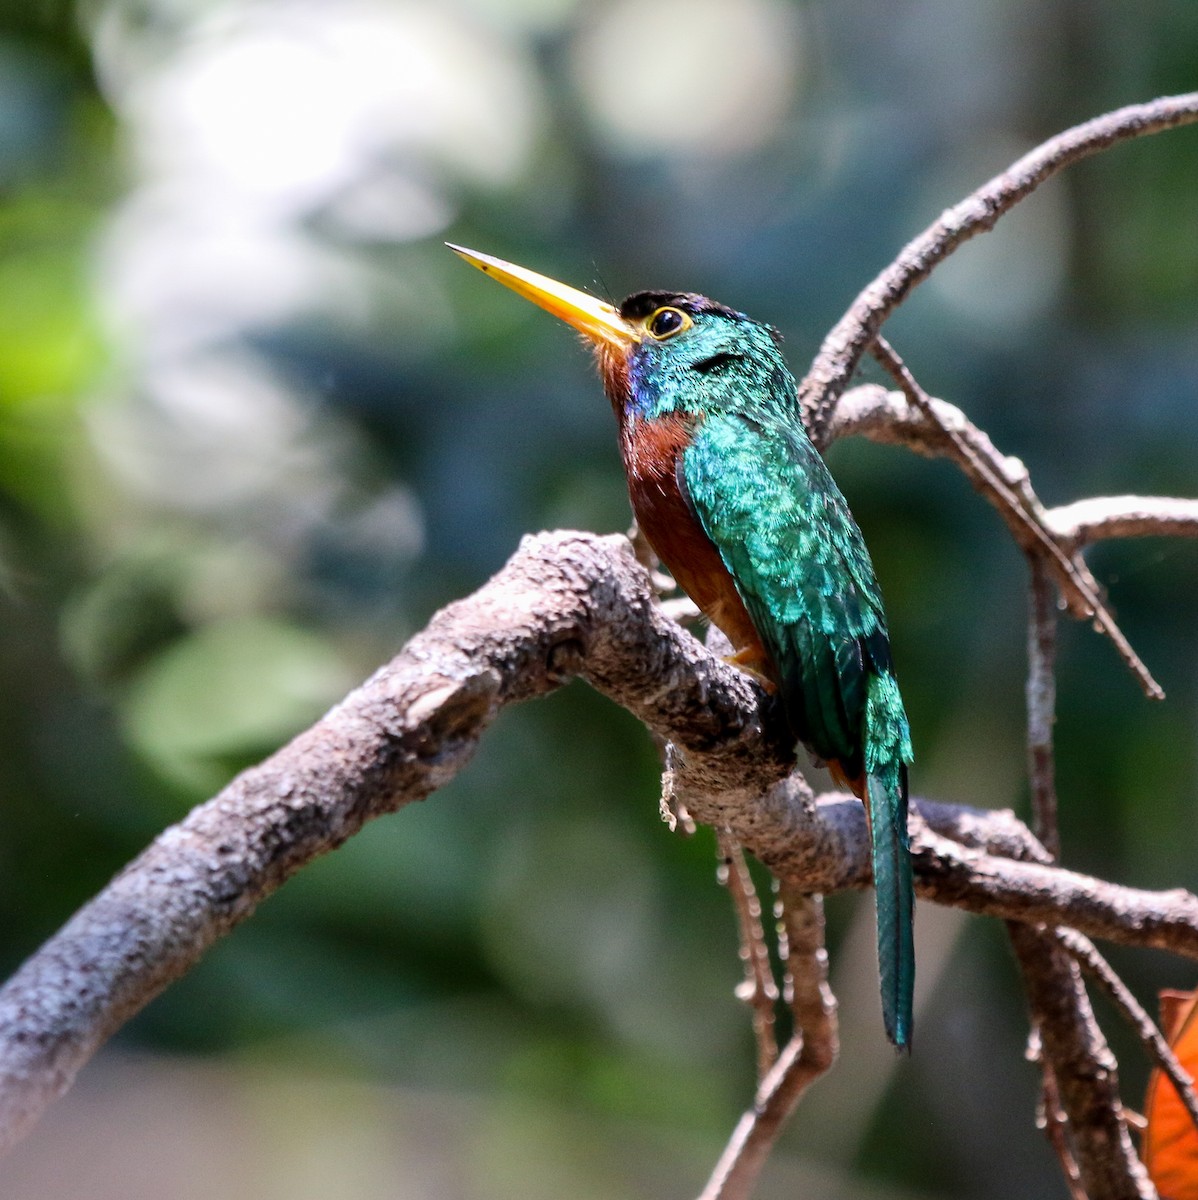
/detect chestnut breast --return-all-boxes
[620,413,772,675]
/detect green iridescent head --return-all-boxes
[615,291,791,423]
[446,243,795,424]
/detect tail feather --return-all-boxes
[864,671,915,1050]
[867,765,915,1049]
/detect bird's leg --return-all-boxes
[722,645,777,692]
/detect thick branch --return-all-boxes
[0,530,744,1153]
[1011,925,1156,1200]
[3,531,1198,1155]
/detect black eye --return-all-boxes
[646,306,691,339]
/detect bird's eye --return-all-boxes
[646,306,691,340]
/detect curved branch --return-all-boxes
[865,337,1162,697]
[0,530,760,1154]
[800,91,1198,445]
[828,385,1198,550]
[2,531,1198,1156]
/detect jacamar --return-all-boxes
[450,244,915,1048]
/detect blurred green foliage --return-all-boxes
[1,1,1198,1196]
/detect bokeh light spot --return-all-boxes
[570,0,803,158]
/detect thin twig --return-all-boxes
[831,384,1198,694]
[699,1038,805,1200]
[778,885,838,1077]
[1061,928,1198,1136]
[1019,550,1077,1190]
[717,831,779,1078]
[830,385,1198,569]
[868,335,1162,700]
[1026,559,1061,859]
[1030,1036,1088,1200]
[802,91,1198,444]
[772,878,792,1009]
[699,887,838,1200]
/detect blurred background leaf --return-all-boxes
[1,1,1197,1196]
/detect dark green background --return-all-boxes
[1,2,1196,1196]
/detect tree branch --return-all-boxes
[717,832,780,1078]
[2,530,1198,1155]
[1061,929,1198,1136]
[1010,924,1157,1200]
[800,91,1198,445]
[830,381,1198,696]
[830,386,1198,552]
[1047,496,1198,546]
[1026,559,1061,858]
[699,888,838,1200]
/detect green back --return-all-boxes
[682,409,901,775]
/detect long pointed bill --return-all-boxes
[447,243,640,350]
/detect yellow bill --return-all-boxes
[447,243,640,349]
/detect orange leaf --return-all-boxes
[1145,988,1198,1200]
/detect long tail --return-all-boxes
[865,674,915,1050]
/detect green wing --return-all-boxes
[681,410,893,775]
[684,410,915,1047]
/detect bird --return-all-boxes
[449,243,915,1049]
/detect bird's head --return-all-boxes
[448,245,792,427]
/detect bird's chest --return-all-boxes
[619,414,767,666]
[620,413,695,540]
